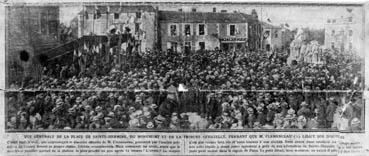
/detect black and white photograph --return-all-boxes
[4,2,365,132]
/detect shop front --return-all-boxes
[219,38,247,51]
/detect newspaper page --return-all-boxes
[0,0,368,156]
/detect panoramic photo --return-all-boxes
[4,2,364,131]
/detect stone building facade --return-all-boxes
[158,9,261,53]
[77,5,158,52]
[324,13,363,56]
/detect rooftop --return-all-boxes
[158,10,257,23]
[260,21,282,29]
[83,5,156,14]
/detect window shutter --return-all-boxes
[167,42,171,49]
[227,24,230,36]
[245,23,248,37]
[205,24,207,35]
[168,24,171,36]
[236,24,239,34]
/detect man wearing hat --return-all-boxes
[297,101,311,118]
[326,98,337,128]
[158,86,178,117]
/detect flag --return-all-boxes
[178,84,188,92]
[129,15,135,23]
[96,45,100,53]
[353,76,358,85]
[109,48,114,55]
[121,42,127,51]
[84,11,89,19]
[267,18,271,23]
[83,43,88,50]
[78,49,82,57]
[94,5,101,19]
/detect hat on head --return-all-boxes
[146,121,154,129]
[150,104,158,109]
[76,97,82,103]
[56,98,64,105]
[301,101,308,106]
[95,106,103,112]
[351,118,360,125]
[154,115,166,123]
[107,112,115,118]
[167,85,177,94]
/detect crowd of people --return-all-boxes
[10,45,363,91]
[6,42,364,131]
[6,90,363,131]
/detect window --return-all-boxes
[198,24,205,35]
[184,24,191,36]
[41,12,47,34]
[170,42,178,52]
[331,30,335,36]
[264,30,270,39]
[349,42,353,50]
[266,44,271,51]
[274,30,278,38]
[192,8,196,12]
[213,7,216,12]
[184,42,191,53]
[199,42,205,50]
[349,30,353,36]
[327,19,331,23]
[136,12,141,18]
[84,12,89,19]
[169,24,177,36]
[229,24,236,36]
[114,13,119,19]
[48,21,58,35]
[332,19,336,23]
[331,42,335,49]
[348,17,353,22]
[94,10,101,19]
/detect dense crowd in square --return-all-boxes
[6,47,364,131]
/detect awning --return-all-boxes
[219,37,247,43]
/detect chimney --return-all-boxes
[251,9,258,19]
[192,8,196,12]
[213,7,216,12]
[221,10,227,13]
[179,8,183,12]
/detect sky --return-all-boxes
[59,3,363,29]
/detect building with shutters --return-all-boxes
[5,6,60,86]
[158,8,261,53]
[76,5,159,52]
[261,22,293,52]
[324,12,363,56]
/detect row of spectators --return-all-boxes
[10,48,363,91]
[6,45,364,131]
[6,90,363,131]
